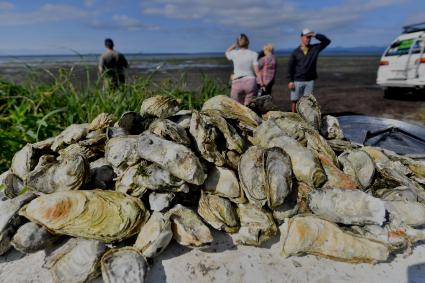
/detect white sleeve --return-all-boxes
[225,50,235,60]
[252,52,259,66]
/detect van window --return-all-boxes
[385,39,423,56]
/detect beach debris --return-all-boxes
[3,93,425,282]
[101,247,148,283]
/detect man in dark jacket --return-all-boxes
[98,38,129,90]
[287,29,331,112]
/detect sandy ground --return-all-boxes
[1,231,425,283]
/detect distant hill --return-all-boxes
[276,46,386,55]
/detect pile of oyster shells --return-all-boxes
[2,94,425,282]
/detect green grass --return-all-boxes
[0,67,227,172]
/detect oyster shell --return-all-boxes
[137,132,206,185]
[308,188,386,225]
[321,115,344,140]
[51,123,89,152]
[304,129,338,165]
[134,211,173,258]
[338,150,376,189]
[253,119,326,188]
[149,192,175,212]
[117,111,149,135]
[169,109,193,129]
[11,222,59,253]
[44,238,107,283]
[11,143,49,182]
[88,112,114,131]
[105,135,141,175]
[247,95,278,114]
[201,95,262,130]
[233,203,277,246]
[279,215,389,263]
[116,163,187,197]
[140,95,180,118]
[101,247,148,283]
[166,204,213,248]
[88,158,116,189]
[0,170,25,198]
[20,190,149,243]
[318,154,359,190]
[296,94,321,130]
[198,191,239,233]
[384,200,425,227]
[149,118,191,146]
[203,166,245,203]
[238,146,293,209]
[26,153,89,194]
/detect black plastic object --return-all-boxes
[337,115,425,156]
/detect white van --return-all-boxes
[377,22,425,97]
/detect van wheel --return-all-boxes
[384,88,398,99]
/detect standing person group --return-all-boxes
[225,28,330,111]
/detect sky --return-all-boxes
[0,0,424,55]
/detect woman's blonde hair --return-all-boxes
[263,43,274,54]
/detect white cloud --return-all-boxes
[0,4,88,26]
[90,14,160,31]
[141,0,406,33]
[0,1,13,10]
[84,0,96,7]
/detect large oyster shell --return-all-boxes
[321,115,344,140]
[308,188,386,225]
[233,203,277,246]
[88,112,114,131]
[51,123,89,152]
[101,247,148,283]
[20,190,149,243]
[25,153,89,194]
[238,146,293,209]
[279,215,389,263]
[318,154,359,190]
[203,166,245,203]
[137,132,206,185]
[253,119,326,188]
[134,211,173,258]
[166,204,213,248]
[197,191,239,233]
[11,222,59,253]
[384,200,425,227]
[149,118,191,146]
[296,94,321,130]
[44,238,107,283]
[105,135,141,175]
[140,95,180,118]
[0,170,25,198]
[338,150,376,189]
[201,95,262,130]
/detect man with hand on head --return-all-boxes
[287,29,331,112]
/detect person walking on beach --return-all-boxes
[98,38,129,90]
[257,43,277,96]
[225,34,263,105]
[287,29,331,112]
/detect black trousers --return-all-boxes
[257,80,275,96]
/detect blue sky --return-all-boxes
[0,0,424,54]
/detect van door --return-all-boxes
[384,38,416,80]
[407,37,425,80]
